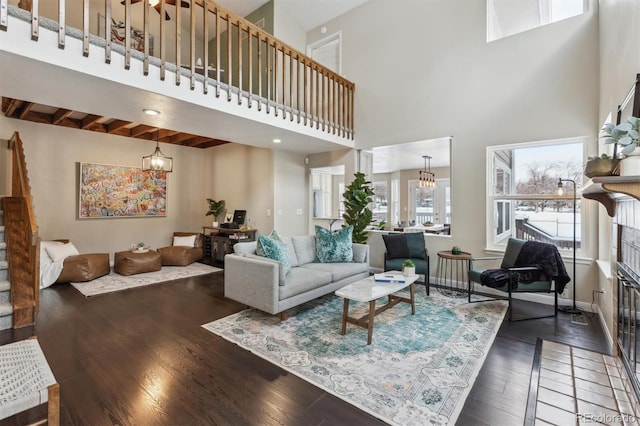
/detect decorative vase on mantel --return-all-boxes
[620,147,640,176]
[584,158,620,178]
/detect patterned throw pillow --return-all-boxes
[315,225,354,263]
[256,231,291,275]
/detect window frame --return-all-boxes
[485,137,587,254]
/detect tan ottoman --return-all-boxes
[114,250,162,276]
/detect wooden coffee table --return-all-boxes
[335,271,418,345]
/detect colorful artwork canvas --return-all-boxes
[79,163,167,218]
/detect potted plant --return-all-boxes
[402,259,416,276]
[342,172,374,244]
[206,199,226,227]
[601,116,640,175]
[601,116,640,155]
[583,154,620,178]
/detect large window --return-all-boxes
[487,139,584,251]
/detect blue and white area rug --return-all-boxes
[70,263,222,297]
[202,290,507,425]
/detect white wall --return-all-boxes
[205,143,274,234]
[273,0,307,52]
[308,0,600,305]
[596,0,640,340]
[273,150,307,236]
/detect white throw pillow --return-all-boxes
[173,235,197,247]
[40,240,64,265]
[45,242,80,262]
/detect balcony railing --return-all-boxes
[1,0,355,139]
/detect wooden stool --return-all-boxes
[0,337,59,425]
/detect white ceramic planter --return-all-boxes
[620,149,640,176]
[403,266,415,277]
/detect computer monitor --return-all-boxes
[232,210,246,225]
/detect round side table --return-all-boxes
[435,250,472,298]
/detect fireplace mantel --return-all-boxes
[581,176,640,216]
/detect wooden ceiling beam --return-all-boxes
[22,111,52,125]
[184,136,216,147]
[168,133,198,144]
[157,129,181,140]
[81,114,103,129]
[106,119,130,133]
[2,98,22,117]
[129,124,156,138]
[57,117,82,129]
[18,102,34,119]
[1,98,234,150]
[52,108,73,124]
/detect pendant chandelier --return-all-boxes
[142,129,173,173]
[419,155,436,188]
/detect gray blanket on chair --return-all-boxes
[480,241,570,293]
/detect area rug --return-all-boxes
[202,290,507,425]
[70,263,222,297]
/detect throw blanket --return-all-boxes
[480,241,570,293]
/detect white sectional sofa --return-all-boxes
[224,235,369,317]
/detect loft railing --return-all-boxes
[3,0,355,139]
[3,131,40,328]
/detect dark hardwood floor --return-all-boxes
[0,273,611,425]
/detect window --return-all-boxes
[486,139,584,252]
[391,178,399,226]
[487,0,587,42]
[372,181,388,223]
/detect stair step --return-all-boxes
[0,302,12,317]
[0,260,6,270]
[0,280,8,292]
[0,302,12,330]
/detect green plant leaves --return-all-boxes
[342,172,374,244]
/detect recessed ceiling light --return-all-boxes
[273,138,282,144]
[143,108,161,116]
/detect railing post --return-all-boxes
[57,0,64,48]
[0,0,7,30]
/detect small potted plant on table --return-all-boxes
[402,259,416,277]
[206,199,226,227]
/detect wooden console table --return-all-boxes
[202,227,257,263]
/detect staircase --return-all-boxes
[0,209,11,330]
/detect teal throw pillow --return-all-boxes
[256,230,285,256]
[257,232,291,275]
[315,225,354,263]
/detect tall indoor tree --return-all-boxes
[342,172,374,244]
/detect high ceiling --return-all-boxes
[215,0,369,31]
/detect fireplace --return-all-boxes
[614,200,640,400]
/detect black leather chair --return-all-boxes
[382,232,430,294]
[468,238,568,321]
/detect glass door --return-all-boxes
[408,179,450,225]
